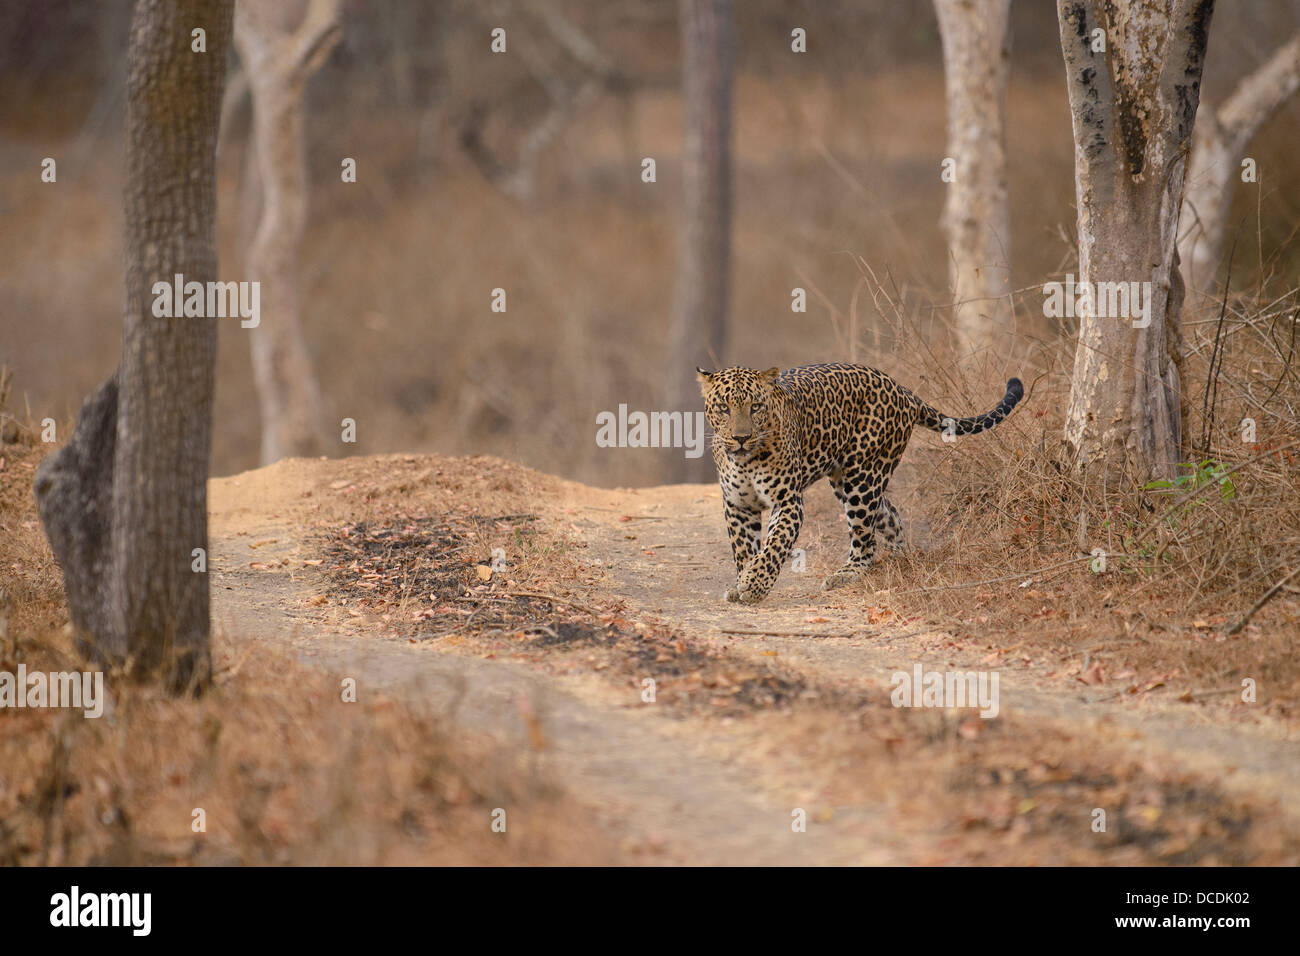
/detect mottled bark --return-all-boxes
[1057,0,1214,485]
[34,0,233,691]
[934,0,1013,354]
[664,0,734,483]
[1178,32,1300,290]
[235,0,340,464]
[34,379,117,647]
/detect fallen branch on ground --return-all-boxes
[1225,564,1300,636]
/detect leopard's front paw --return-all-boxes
[729,566,773,604]
[725,586,764,604]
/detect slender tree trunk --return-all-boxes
[34,0,233,692]
[664,0,734,483]
[1178,32,1300,291]
[1057,0,1214,486]
[934,0,1013,355]
[235,0,341,464]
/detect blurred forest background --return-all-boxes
[2,0,1299,486]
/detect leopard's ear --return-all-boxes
[760,367,780,383]
[696,367,715,386]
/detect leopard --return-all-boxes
[696,363,1023,604]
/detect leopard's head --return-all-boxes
[696,366,782,461]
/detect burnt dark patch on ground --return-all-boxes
[314,513,813,718]
[611,622,812,715]
[946,753,1276,864]
[316,512,537,612]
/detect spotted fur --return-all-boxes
[697,363,1023,603]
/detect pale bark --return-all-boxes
[1178,32,1300,290]
[665,0,734,483]
[1058,0,1214,485]
[34,0,233,692]
[934,0,1013,354]
[234,0,341,464]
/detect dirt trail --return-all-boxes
[207,458,898,864]
[207,455,1300,864]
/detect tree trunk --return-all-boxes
[664,0,734,483]
[1178,32,1300,291]
[234,0,341,464]
[1057,0,1215,485]
[34,0,233,692]
[934,0,1013,356]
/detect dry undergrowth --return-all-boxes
[1,634,606,866]
[0,432,611,866]
[830,276,1300,716]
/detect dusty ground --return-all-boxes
[206,452,1300,865]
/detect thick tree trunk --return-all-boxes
[34,0,233,692]
[934,0,1013,355]
[1178,32,1300,291]
[1057,0,1214,485]
[235,0,340,464]
[664,0,734,483]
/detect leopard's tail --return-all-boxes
[915,378,1023,436]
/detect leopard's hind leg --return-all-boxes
[823,456,900,590]
[874,497,904,552]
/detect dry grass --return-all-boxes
[823,272,1300,716]
[0,634,606,866]
[0,433,612,866]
